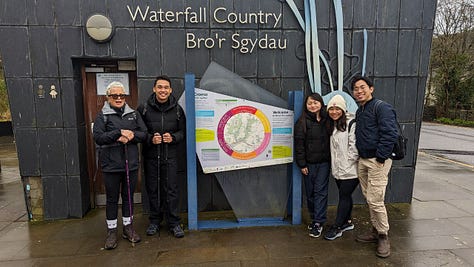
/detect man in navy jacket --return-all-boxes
[351,76,397,258]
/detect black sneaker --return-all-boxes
[324,225,343,241]
[309,223,323,238]
[340,222,355,232]
[307,221,318,230]
[146,223,159,236]
[170,225,184,238]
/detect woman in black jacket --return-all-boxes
[294,93,331,238]
[93,81,147,249]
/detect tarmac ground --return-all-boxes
[1,132,474,266]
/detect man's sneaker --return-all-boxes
[146,223,159,236]
[309,223,323,238]
[123,224,141,243]
[104,228,118,250]
[324,225,343,240]
[307,221,318,230]
[340,222,355,232]
[170,225,184,238]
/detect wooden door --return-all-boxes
[81,61,141,207]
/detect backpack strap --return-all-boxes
[372,99,383,117]
[137,103,148,117]
[348,119,356,132]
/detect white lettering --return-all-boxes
[273,13,282,28]
[216,33,226,48]
[232,33,287,54]
[165,11,175,22]
[127,5,149,22]
[187,33,226,49]
[149,11,159,22]
[187,33,197,48]
[127,6,207,24]
[227,12,238,24]
[128,6,280,27]
[213,7,227,24]
[212,8,282,28]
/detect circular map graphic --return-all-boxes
[217,106,271,160]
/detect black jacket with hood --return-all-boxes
[93,102,147,172]
[138,93,186,160]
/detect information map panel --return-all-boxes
[194,88,293,173]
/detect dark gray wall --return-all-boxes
[0,0,437,219]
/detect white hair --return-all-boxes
[106,81,125,96]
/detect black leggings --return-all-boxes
[103,170,138,220]
[334,178,360,227]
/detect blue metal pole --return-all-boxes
[185,73,198,230]
[292,90,303,225]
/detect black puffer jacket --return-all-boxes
[93,102,147,172]
[138,93,186,159]
[294,112,331,168]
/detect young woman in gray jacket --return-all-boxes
[324,94,360,240]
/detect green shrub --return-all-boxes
[0,78,11,122]
[434,117,474,127]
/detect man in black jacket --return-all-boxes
[139,75,186,238]
[351,76,397,258]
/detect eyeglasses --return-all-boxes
[353,85,368,92]
[108,94,126,100]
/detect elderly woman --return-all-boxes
[93,81,147,250]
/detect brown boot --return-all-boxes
[104,228,118,250]
[376,234,391,258]
[123,224,141,243]
[356,227,378,243]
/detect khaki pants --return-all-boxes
[358,158,392,235]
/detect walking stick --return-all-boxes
[163,143,170,224]
[124,144,136,246]
[155,134,161,236]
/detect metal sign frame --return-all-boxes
[185,73,303,230]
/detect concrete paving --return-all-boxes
[1,134,474,266]
[419,122,474,166]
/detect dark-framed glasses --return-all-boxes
[108,94,126,100]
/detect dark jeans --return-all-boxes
[144,157,180,227]
[334,178,360,227]
[103,170,138,220]
[304,162,330,224]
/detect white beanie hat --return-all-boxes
[327,94,347,112]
